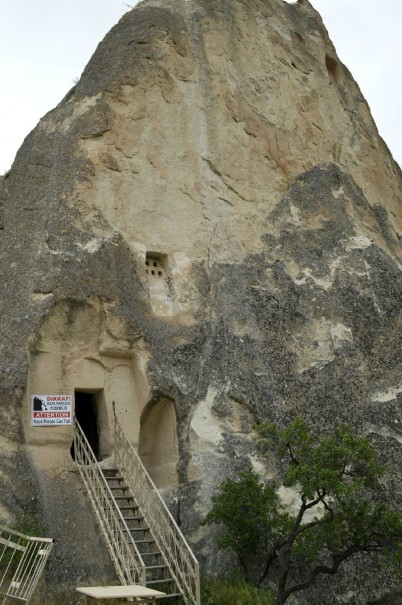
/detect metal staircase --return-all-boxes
[73,409,200,605]
[102,469,182,599]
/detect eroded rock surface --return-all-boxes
[0,0,401,602]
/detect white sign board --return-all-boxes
[31,395,72,426]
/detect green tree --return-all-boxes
[203,418,402,605]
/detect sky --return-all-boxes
[0,0,401,173]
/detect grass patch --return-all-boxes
[201,576,275,605]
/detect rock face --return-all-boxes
[0,0,401,602]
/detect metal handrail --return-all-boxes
[73,418,146,586]
[0,524,54,604]
[113,408,200,605]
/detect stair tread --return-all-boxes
[147,578,175,585]
[141,552,162,557]
[133,539,155,543]
[118,529,155,544]
[119,505,139,510]
[146,564,168,569]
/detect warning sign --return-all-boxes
[31,395,72,427]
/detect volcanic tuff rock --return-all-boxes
[0,0,401,602]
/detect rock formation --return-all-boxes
[0,0,401,602]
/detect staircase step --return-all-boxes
[147,578,175,585]
[123,516,145,521]
[109,485,129,491]
[103,473,125,481]
[141,552,162,557]
[129,527,150,532]
[133,539,155,544]
[121,529,155,554]
[119,506,140,512]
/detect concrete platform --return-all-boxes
[76,584,166,604]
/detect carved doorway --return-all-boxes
[71,391,100,461]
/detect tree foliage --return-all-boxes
[203,418,402,605]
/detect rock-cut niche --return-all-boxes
[138,397,179,489]
[145,252,177,316]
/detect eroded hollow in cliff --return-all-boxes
[325,55,339,84]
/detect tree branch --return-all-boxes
[294,508,334,540]
[287,442,299,465]
[283,544,361,601]
[257,551,276,586]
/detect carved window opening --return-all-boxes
[145,252,177,316]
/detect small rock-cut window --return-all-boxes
[145,257,165,278]
[145,253,176,316]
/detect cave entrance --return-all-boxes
[71,391,100,461]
